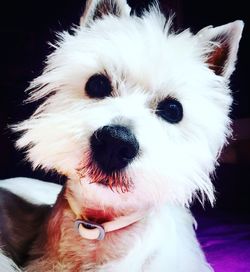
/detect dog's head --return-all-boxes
[15,0,243,213]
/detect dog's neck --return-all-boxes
[24,185,145,271]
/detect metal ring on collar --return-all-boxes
[75,219,105,240]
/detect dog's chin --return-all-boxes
[72,159,168,221]
[69,176,138,224]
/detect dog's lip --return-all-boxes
[84,208,116,225]
[77,158,133,193]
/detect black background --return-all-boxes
[0,0,249,213]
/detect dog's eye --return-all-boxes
[85,74,112,98]
[156,98,183,124]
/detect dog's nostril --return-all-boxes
[90,125,139,174]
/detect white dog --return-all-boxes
[0,0,243,271]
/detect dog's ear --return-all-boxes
[197,20,244,79]
[80,0,131,26]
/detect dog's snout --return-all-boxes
[90,125,139,173]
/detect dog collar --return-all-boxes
[75,211,145,240]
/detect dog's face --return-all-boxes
[16,0,243,212]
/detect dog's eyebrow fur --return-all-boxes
[0,188,51,266]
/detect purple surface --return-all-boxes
[196,211,250,272]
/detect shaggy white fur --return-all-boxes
[0,0,243,271]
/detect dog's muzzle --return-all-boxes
[90,125,139,174]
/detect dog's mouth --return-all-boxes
[76,158,134,193]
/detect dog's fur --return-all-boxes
[0,0,243,271]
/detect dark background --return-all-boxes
[0,0,249,213]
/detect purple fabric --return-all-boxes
[196,211,250,272]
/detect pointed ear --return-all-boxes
[197,20,244,79]
[80,0,131,26]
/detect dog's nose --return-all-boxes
[90,125,139,173]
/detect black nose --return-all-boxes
[90,125,139,173]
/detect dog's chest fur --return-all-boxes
[24,195,139,271]
[24,198,209,272]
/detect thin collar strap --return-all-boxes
[74,211,145,240]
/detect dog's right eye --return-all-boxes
[156,97,183,124]
[85,74,112,98]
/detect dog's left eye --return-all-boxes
[156,98,183,124]
[85,74,112,98]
